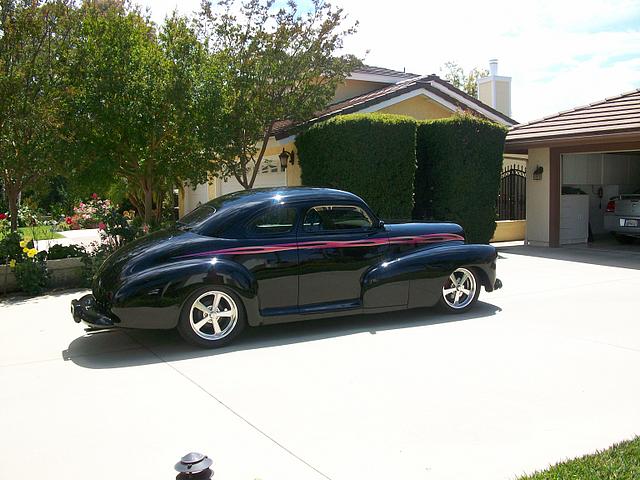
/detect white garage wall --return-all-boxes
[525,148,551,246]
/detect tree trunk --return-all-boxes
[154,190,164,224]
[247,122,275,189]
[6,187,19,232]
[143,186,153,226]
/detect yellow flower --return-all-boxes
[19,240,27,248]
[23,247,29,253]
[9,259,16,268]
[27,248,37,258]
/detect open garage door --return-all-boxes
[561,151,640,247]
[220,156,286,196]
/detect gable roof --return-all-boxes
[506,88,640,149]
[273,75,517,140]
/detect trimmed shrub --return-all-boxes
[414,114,507,243]
[296,113,417,220]
[46,243,86,260]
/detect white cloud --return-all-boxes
[137,0,640,122]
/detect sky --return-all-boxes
[139,0,640,123]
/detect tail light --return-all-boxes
[606,200,616,213]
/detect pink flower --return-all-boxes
[98,222,106,230]
[65,216,73,225]
[92,193,98,200]
[143,224,149,234]
[79,202,85,208]
[0,213,6,220]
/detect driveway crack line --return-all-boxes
[124,332,333,480]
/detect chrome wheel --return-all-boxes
[189,290,238,341]
[442,268,477,310]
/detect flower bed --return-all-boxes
[65,194,112,230]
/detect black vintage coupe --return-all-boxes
[71,188,502,348]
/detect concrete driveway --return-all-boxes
[1,247,640,480]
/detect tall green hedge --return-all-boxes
[413,114,507,243]
[296,113,417,220]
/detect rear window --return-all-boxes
[177,203,217,228]
[247,206,297,236]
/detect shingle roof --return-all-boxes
[352,65,420,79]
[273,75,517,139]
[506,88,640,146]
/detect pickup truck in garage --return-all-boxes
[605,191,640,243]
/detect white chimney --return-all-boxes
[477,58,512,118]
[489,58,498,76]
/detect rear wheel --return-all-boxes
[177,287,246,348]
[438,267,480,313]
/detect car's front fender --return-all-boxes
[362,243,497,309]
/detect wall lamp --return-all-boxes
[533,165,544,180]
[278,148,295,171]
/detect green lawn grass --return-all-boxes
[0,226,63,241]
[519,437,640,479]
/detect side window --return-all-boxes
[247,206,297,236]
[303,205,373,233]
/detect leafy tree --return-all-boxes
[0,0,73,231]
[197,0,361,189]
[440,61,488,98]
[67,4,217,224]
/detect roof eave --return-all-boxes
[504,129,640,153]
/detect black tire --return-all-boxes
[438,267,481,314]
[614,233,635,245]
[177,286,246,348]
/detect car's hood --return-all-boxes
[385,222,464,239]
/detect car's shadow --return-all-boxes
[63,301,502,369]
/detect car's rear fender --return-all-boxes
[362,243,497,309]
[110,258,258,329]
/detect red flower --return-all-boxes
[65,216,73,225]
[98,222,106,230]
[0,213,6,220]
[92,193,98,200]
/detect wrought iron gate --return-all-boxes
[496,164,526,220]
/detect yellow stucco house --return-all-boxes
[180,62,519,216]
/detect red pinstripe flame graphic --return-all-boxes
[178,233,464,258]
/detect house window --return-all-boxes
[303,205,373,232]
[260,159,279,174]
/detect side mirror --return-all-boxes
[378,220,385,229]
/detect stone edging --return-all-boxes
[0,257,84,294]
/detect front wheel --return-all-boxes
[438,267,480,313]
[177,287,246,348]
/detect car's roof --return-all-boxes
[218,187,364,205]
[182,187,371,236]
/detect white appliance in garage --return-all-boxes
[220,157,286,196]
[560,194,590,244]
[561,152,640,242]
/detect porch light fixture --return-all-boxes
[279,148,289,171]
[533,165,544,180]
[278,148,295,171]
